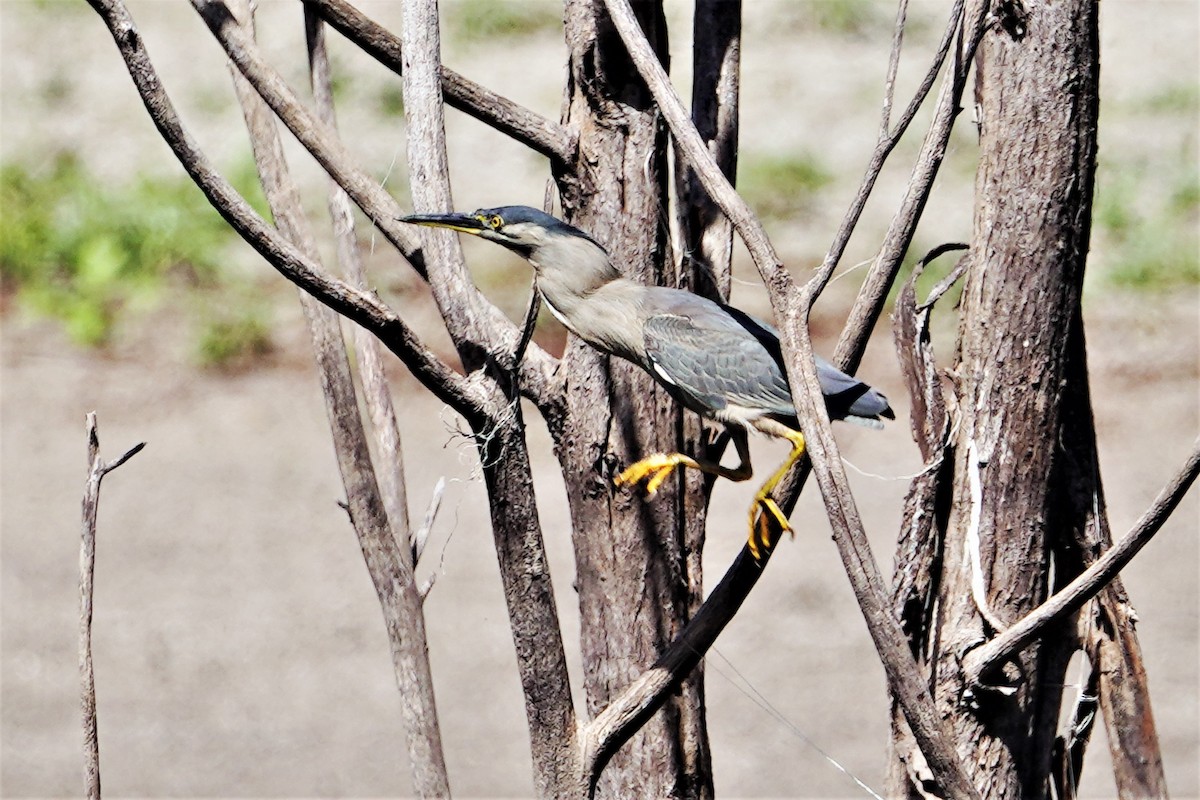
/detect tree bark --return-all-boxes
[555,2,710,797]
[905,2,1128,797]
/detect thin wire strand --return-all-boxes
[707,646,887,800]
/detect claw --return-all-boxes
[747,495,792,560]
[743,428,805,560]
[615,453,688,495]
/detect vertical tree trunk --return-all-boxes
[921,1,1102,797]
[554,1,711,797]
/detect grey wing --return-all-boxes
[720,304,892,422]
[641,312,794,420]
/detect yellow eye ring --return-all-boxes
[489,215,503,229]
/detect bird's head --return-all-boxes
[399,205,603,262]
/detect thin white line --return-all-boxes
[708,647,886,800]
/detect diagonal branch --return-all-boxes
[87,0,483,423]
[80,413,145,800]
[304,0,575,167]
[824,0,966,320]
[964,438,1200,689]
[579,549,765,783]
[780,290,980,800]
[833,2,987,373]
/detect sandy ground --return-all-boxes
[2,1,1198,798]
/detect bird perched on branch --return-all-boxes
[400,206,893,558]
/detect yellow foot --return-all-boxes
[615,453,693,495]
[747,494,794,561]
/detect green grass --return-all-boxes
[376,83,406,118]
[781,0,890,37]
[196,305,274,368]
[0,152,276,363]
[738,152,834,220]
[445,0,560,42]
[1139,82,1200,116]
[1091,162,1199,290]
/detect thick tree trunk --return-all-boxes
[884,2,1165,797]
[915,2,1105,797]
[554,2,711,797]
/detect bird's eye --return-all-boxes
[488,215,504,229]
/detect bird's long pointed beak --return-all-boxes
[397,211,487,236]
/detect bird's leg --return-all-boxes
[747,426,806,560]
[615,429,753,495]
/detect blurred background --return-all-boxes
[2,1,1196,796]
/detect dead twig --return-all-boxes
[80,413,145,800]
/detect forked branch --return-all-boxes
[80,413,145,800]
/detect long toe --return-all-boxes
[615,454,681,493]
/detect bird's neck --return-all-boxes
[535,258,648,362]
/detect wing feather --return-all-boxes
[642,311,793,420]
[639,288,893,424]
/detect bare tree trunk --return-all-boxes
[888,2,1167,797]
[554,2,710,796]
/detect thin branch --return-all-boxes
[303,0,575,167]
[411,476,445,567]
[87,0,483,423]
[226,4,449,793]
[80,413,145,800]
[816,0,966,312]
[514,278,542,372]
[879,0,910,135]
[964,438,1200,689]
[305,8,414,558]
